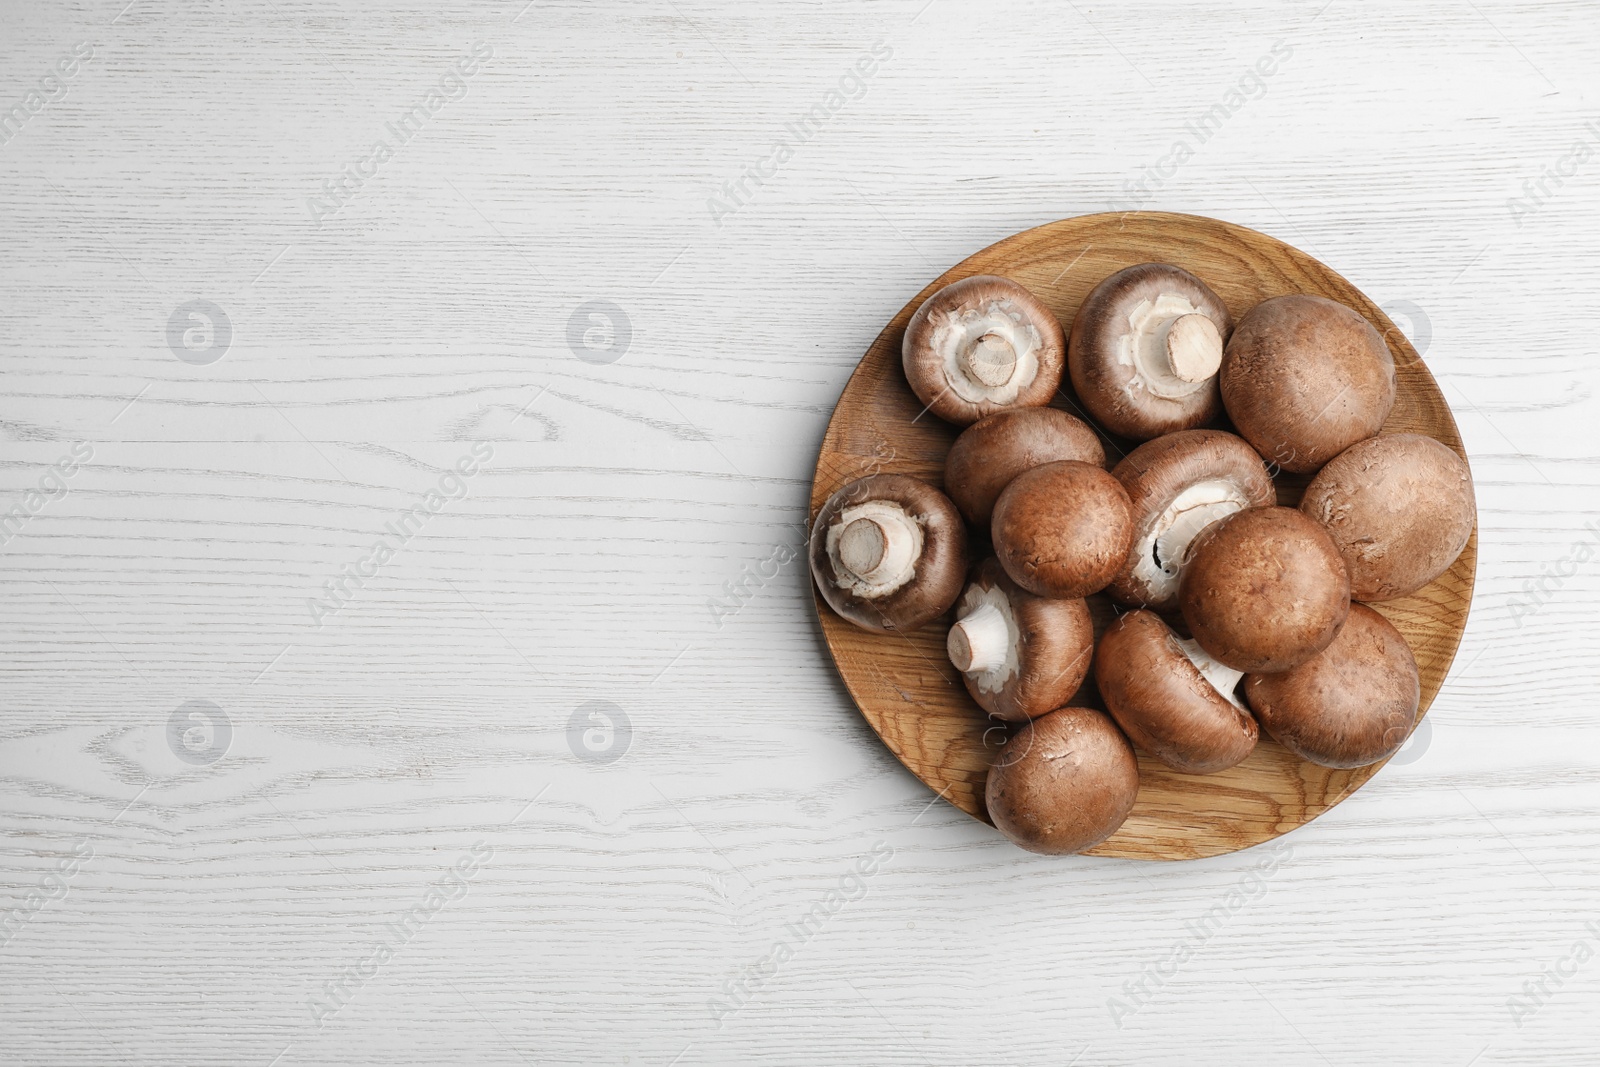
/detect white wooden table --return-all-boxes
[2,1,1597,1063]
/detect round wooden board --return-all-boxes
[809,211,1478,861]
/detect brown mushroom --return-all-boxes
[809,474,967,633]
[1107,429,1275,611]
[1067,263,1233,440]
[1220,294,1396,473]
[991,460,1133,599]
[1095,609,1258,774]
[1179,506,1350,672]
[944,408,1105,527]
[985,706,1139,855]
[1244,603,1420,768]
[946,559,1094,722]
[902,275,1065,426]
[1300,433,1476,602]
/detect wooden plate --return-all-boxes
[809,211,1477,861]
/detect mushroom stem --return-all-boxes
[1176,637,1246,708]
[961,333,1018,388]
[947,601,1010,674]
[1163,313,1223,383]
[838,514,919,587]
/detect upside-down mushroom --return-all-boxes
[1068,263,1233,440]
[809,474,967,633]
[902,275,1065,426]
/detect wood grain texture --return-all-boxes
[809,211,1478,859]
[3,0,1600,1064]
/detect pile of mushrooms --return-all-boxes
[810,263,1475,856]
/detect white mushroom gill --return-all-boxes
[947,583,1020,693]
[826,501,924,598]
[1117,293,1219,399]
[1175,636,1246,709]
[931,300,1042,404]
[1130,479,1252,601]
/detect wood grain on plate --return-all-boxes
[808,211,1478,861]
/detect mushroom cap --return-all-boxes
[944,408,1106,527]
[1178,506,1351,673]
[949,558,1094,722]
[1244,603,1420,768]
[809,473,967,633]
[1107,429,1276,611]
[992,460,1134,599]
[1067,263,1233,440]
[984,706,1139,855]
[1095,609,1258,774]
[1220,294,1396,474]
[902,275,1065,427]
[1300,433,1476,602]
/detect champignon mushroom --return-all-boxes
[1244,603,1420,768]
[985,706,1139,855]
[902,275,1065,426]
[1220,294,1396,473]
[1067,263,1233,440]
[946,558,1094,722]
[809,473,967,633]
[944,408,1106,527]
[1095,609,1258,774]
[991,460,1134,599]
[1300,433,1476,602]
[1179,506,1350,672]
[1107,429,1275,611]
